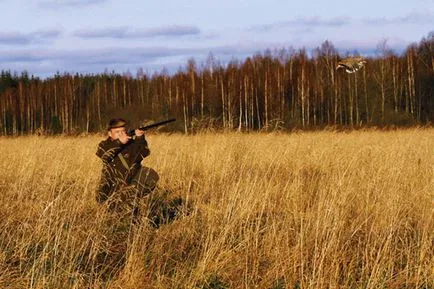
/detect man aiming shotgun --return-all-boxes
[95,118,175,206]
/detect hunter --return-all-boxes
[95,118,159,205]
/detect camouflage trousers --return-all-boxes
[98,166,159,212]
[130,166,159,197]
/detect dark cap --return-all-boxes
[107,118,127,130]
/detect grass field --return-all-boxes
[0,129,433,288]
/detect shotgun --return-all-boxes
[127,118,176,136]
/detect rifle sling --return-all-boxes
[117,153,130,171]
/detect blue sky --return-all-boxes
[0,0,432,77]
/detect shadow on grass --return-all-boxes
[77,186,192,282]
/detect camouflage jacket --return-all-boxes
[96,135,150,200]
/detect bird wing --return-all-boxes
[337,62,352,70]
[337,57,366,73]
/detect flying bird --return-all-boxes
[336,56,366,73]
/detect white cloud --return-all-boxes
[362,12,434,25]
[73,25,201,39]
[0,29,61,45]
[0,32,30,45]
[249,16,352,32]
[38,0,108,8]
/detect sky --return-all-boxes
[0,0,433,78]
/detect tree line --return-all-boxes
[0,33,432,135]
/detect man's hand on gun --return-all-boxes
[115,128,144,144]
[135,129,145,137]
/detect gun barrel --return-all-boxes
[127,118,176,136]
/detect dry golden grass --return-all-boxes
[0,129,433,288]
